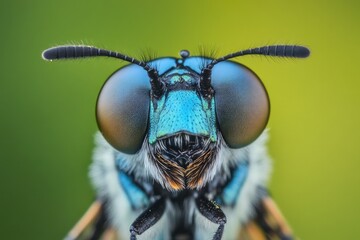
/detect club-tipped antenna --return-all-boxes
[200,45,310,97]
[42,45,164,97]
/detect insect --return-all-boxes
[42,44,310,240]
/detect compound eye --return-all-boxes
[211,61,270,148]
[96,64,150,154]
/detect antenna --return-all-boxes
[42,45,164,97]
[200,45,310,97]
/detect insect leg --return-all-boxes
[65,200,103,240]
[195,196,227,240]
[101,228,117,240]
[129,197,166,240]
[253,188,294,240]
[88,200,109,240]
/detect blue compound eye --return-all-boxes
[211,61,270,148]
[96,64,151,154]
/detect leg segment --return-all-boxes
[64,200,103,240]
[195,196,227,240]
[129,197,166,240]
[89,203,108,240]
[254,188,294,240]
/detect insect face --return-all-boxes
[96,54,270,191]
[42,44,309,240]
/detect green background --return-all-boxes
[1,1,359,239]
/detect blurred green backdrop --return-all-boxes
[1,0,359,239]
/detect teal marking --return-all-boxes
[168,74,196,85]
[148,89,217,143]
[118,172,149,210]
[149,95,166,143]
[217,162,249,206]
[148,68,217,144]
[165,69,189,75]
[157,91,208,137]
